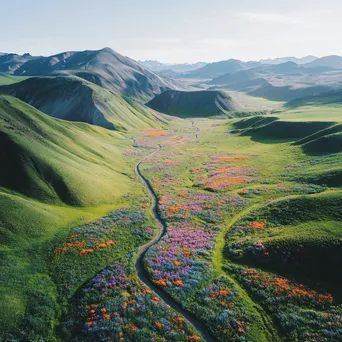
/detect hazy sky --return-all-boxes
[1,0,341,63]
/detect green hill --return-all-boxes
[0,95,137,206]
[0,95,147,339]
[285,89,342,108]
[0,76,165,130]
[146,89,237,117]
[0,73,28,85]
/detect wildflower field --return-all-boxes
[135,118,342,341]
[2,115,341,342]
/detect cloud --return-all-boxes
[236,9,335,26]
[236,11,303,24]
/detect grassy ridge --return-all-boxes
[0,76,166,130]
[0,95,136,205]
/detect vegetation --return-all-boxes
[0,74,341,341]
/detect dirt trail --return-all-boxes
[134,146,216,342]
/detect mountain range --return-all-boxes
[0,48,183,101]
[1,48,342,123]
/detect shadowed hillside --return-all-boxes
[5,48,182,101]
[0,76,165,130]
[0,95,136,206]
[146,89,237,117]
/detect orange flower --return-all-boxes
[147,130,168,137]
[188,335,201,341]
[96,243,107,249]
[100,308,107,313]
[174,316,184,322]
[143,289,152,295]
[152,296,160,303]
[219,289,230,296]
[103,314,111,320]
[184,251,192,256]
[174,261,182,266]
[247,221,265,230]
[80,249,94,255]
[129,325,137,331]
[105,240,115,246]
[122,302,127,309]
[154,321,165,328]
[173,280,184,287]
[274,278,290,291]
[155,279,167,286]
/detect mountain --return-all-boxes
[184,59,246,78]
[0,53,36,73]
[304,55,342,69]
[260,56,317,65]
[0,76,164,131]
[0,48,182,101]
[139,60,207,73]
[146,89,236,117]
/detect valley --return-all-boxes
[0,49,342,342]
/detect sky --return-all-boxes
[1,0,341,63]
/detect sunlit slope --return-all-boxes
[0,73,28,85]
[0,76,165,130]
[0,95,136,206]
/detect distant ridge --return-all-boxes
[304,55,342,69]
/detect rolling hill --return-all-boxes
[0,76,165,131]
[304,55,342,69]
[0,95,138,206]
[146,89,236,117]
[285,89,342,108]
[0,48,181,101]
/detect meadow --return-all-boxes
[1,100,341,341]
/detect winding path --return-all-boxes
[134,146,216,342]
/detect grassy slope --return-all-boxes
[0,95,136,206]
[147,89,237,118]
[169,111,341,337]
[0,95,151,339]
[0,76,166,131]
[0,73,28,85]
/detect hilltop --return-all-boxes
[0,76,165,130]
[146,89,237,117]
[0,48,182,101]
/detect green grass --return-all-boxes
[0,95,136,205]
[1,92,342,341]
[0,95,152,340]
[0,76,166,131]
[0,73,29,85]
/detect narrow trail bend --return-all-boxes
[134,146,216,342]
